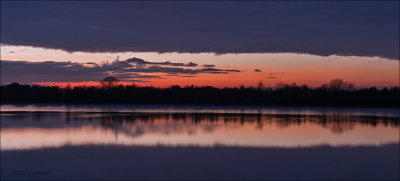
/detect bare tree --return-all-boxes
[329,78,346,89]
[328,78,355,90]
[257,81,265,90]
[276,82,288,89]
[100,76,119,89]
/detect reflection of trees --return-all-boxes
[269,114,399,134]
[328,122,355,134]
[320,115,357,135]
[3,112,399,135]
[72,113,400,135]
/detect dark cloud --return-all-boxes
[0,58,240,83]
[254,69,261,72]
[187,62,198,67]
[111,72,161,79]
[196,68,240,74]
[1,2,398,60]
[202,64,216,68]
[225,69,241,72]
[269,72,285,76]
[126,57,197,67]
[1,60,109,83]
[267,77,278,79]
[125,66,240,75]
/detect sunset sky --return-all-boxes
[1,1,399,88]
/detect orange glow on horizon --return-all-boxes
[2,45,398,88]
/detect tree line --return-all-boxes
[1,78,399,107]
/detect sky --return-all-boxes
[1,1,399,88]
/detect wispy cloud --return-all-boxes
[202,64,216,68]
[126,57,197,67]
[268,72,285,76]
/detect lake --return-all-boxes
[1,104,399,180]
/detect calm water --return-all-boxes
[1,104,399,180]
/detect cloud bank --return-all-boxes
[0,58,240,83]
[1,2,398,60]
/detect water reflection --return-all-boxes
[1,112,398,150]
[2,104,399,116]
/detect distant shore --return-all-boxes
[1,83,399,107]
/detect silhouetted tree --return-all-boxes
[100,76,119,89]
[257,81,265,90]
[276,82,288,89]
[326,78,355,90]
[65,83,72,90]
